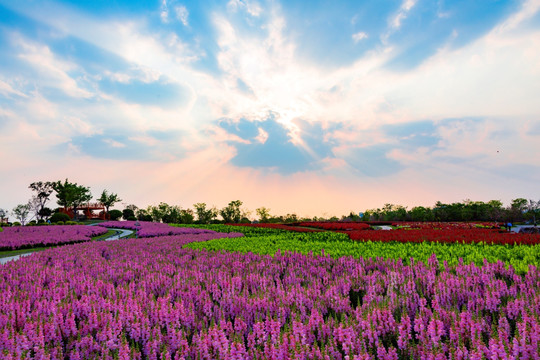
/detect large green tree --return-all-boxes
[52,179,92,220]
[98,190,122,215]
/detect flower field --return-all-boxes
[0,225,108,251]
[99,221,218,238]
[2,227,540,359]
[2,222,540,359]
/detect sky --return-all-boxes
[1,0,539,219]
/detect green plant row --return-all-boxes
[176,224,540,274]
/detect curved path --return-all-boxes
[0,228,134,265]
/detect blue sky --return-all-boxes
[1,0,539,217]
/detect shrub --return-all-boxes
[122,209,135,220]
[27,220,37,226]
[56,221,64,225]
[50,212,71,223]
[0,227,3,232]
[13,222,21,226]
[138,214,153,222]
[127,216,137,221]
[108,210,123,221]
[65,221,78,225]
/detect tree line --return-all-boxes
[0,180,121,225]
[1,180,539,225]
[360,199,540,224]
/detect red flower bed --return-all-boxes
[391,222,502,230]
[297,221,371,231]
[344,228,540,245]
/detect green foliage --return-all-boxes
[0,227,3,232]
[12,222,21,226]
[181,224,540,274]
[12,203,31,225]
[122,208,135,220]
[127,216,137,221]
[193,203,218,224]
[50,212,71,223]
[256,207,271,223]
[108,209,123,221]
[98,189,122,213]
[65,221,78,225]
[220,200,243,223]
[52,179,92,220]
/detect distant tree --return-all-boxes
[98,190,122,215]
[161,204,181,223]
[108,209,123,221]
[220,200,243,223]
[39,207,53,220]
[12,204,31,225]
[28,196,41,222]
[0,208,8,223]
[136,208,152,221]
[283,213,299,223]
[509,198,528,222]
[122,208,135,220]
[410,206,432,221]
[256,207,271,223]
[28,181,54,221]
[179,209,194,224]
[50,212,71,223]
[52,179,92,220]
[527,199,540,225]
[487,200,503,221]
[193,203,218,224]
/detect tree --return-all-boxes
[28,181,54,221]
[487,200,503,221]
[193,203,218,224]
[52,179,92,220]
[0,208,8,224]
[28,196,42,222]
[136,208,152,221]
[220,200,243,223]
[12,204,31,225]
[108,209,123,221]
[527,199,540,225]
[179,209,194,224]
[256,207,271,223]
[122,208,135,220]
[98,190,122,215]
[509,198,528,223]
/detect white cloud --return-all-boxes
[391,0,417,29]
[0,79,28,98]
[255,127,268,144]
[494,0,540,33]
[227,0,262,17]
[14,35,93,99]
[103,138,126,148]
[175,5,189,26]
[352,31,368,42]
